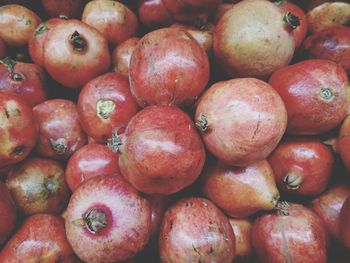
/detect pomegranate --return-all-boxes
[77,72,139,143]
[137,0,174,29]
[252,202,328,263]
[0,181,17,246]
[110,105,205,195]
[159,197,235,263]
[340,195,350,249]
[195,78,287,167]
[129,27,209,107]
[65,174,151,262]
[41,0,86,19]
[229,218,253,261]
[202,160,280,218]
[268,138,334,196]
[65,143,120,192]
[269,59,350,135]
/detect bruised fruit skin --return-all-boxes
[302,26,350,76]
[159,197,236,263]
[202,160,280,218]
[41,0,86,19]
[0,4,41,46]
[0,57,47,107]
[112,37,140,77]
[138,0,174,29]
[33,99,88,160]
[65,143,120,192]
[340,195,350,249]
[77,72,139,143]
[252,202,328,263]
[195,78,287,167]
[268,138,334,196]
[43,19,110,88]
[6,157,69,216]
[129,28,209,107]
[0,214,77,262]
[82,0,138,47]
[0,92,37,168]
[339,115,350,172]
[310,185,350,242]
[213,0,297,79]
[229,218,253,261]
[0,182,17,247]
[115,106,205,195]
[269,59,350,135]
[65,174,151,263]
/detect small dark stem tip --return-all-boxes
[70,30,86,51]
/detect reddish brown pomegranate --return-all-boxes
[65,143,120,192]
[340,195,350,249]
[269,59,350,135]
[268,138,334,196]
[0,92,37,168]
[301,26,350,76]
[41,0,86,19]
[252,202,328,263]
[77,72,139,143]
[0,57,47,107]
[310,185,350,242]
[111,37,140,77]
[43,19,110,88]
[202,160,280,218]
[111,105,205,195]
[6,157,69,216]
[0,4,41,46]
[214,0,298,79]
[0,214,77,262]
[195,78,287,167]
[65,174,151,263]
[33,99,87,160]
[0,181,17,247]
[129,27,209,107]
[159,197,235,263]
[229,218,253,261]
[82,0,138,47]
[137,0,174,29]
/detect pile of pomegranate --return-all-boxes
[0,0,349,262]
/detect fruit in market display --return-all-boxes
[195,78,287,167]
[65,174,151,263]
[0,182,17,247]
[268,137,334,196]
[137,0,174,29]
[159,197,235,263]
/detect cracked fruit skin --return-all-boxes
[269,59,350,135]
[195,78,287,167]
[0,92,37,168]
[252,202,328,263]
[65,174,151,263]
[159,197,235,263]
[0,182,17,247]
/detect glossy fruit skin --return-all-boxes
[162,0,222,22]
[33,99,87,160]
[310,185,350,242]
[0,59,47,107]
[0,214,77,262]
[138,0,174,29]
[252,202,328,263]
[65,143,120,192]
[28,18,63,67]
[0,4,41,46]
[0,92,37,168]
[118,105,205,195]
[229,218,253,261]
[213,0,296,79]
[82,0,138,47]
[159,197,235,263]
[78,72,139,143]
[0,181,17,247]
[269,59,350,135]
[129,27,209,107]
[268,138,334,196]
[339,115,350,172]
[41,0,86,19]
[195,78,287,167]
[111,37,140,77]
[301,26,350,76]
[202,160,280,218]
[340,195,350,249]
[65,174,151,263]
[6,157,69,216]
[43,19,110,88]
[0,37,6,58]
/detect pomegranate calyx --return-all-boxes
[107,128,123,153]
[283,12,300,30]
[196,113,209,132]
[82,208,108,234]
[284,173,302,190]
[70,31,86,52]
[275,201,290,216]
[49,138,68,155]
